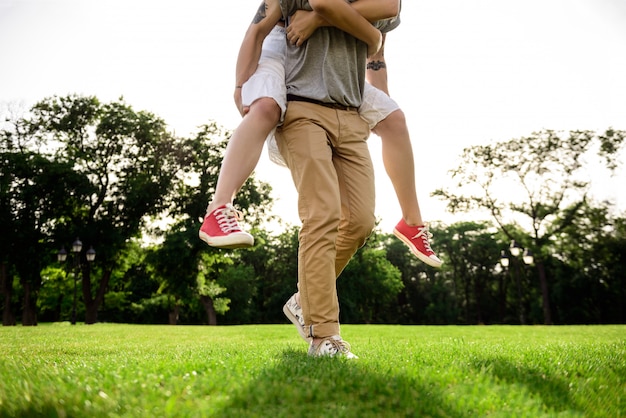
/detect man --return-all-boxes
[275,0,400,357]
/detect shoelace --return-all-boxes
[411,226,435,254]
[215,204,244,233]
[322,337,352,355]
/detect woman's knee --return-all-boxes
[374,108,406,136]
[249,97,281,123]
[385,108,406,125]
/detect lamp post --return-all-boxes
[57,238,96,325]
[522,249,534,266]
[500,240,534,325]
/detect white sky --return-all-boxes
[1,0,625,232]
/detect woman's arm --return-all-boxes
[286,0,400,56]
[308,0,383,55]
[234,0,283,112]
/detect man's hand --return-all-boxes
[286,10,324,46]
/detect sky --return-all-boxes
[1,0,625,233]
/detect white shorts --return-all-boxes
[241,26,287,116]
[359,82,400,130]
[241,26,288,166]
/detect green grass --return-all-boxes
[0,324,624,417]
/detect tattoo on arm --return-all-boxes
[252,1,268,24]
[366,60,387,71]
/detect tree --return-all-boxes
[225,227,299,325]
[382,232,433,324]
[170,122,274,226]
[196,252,231,325]
[0,146,88,324]
[2,102,89,325]
[434,221,504,324]
[552,201,626,323]
[434,129,626,324]
[147,121,274,325]
[337,229,404,324]
[1,94,185,324]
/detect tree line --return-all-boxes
[1,95,624,326]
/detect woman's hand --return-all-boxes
[286,10,324,47]
[233,87,249,117]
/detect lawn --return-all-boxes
[0,323,624,417]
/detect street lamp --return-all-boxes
[72,238,82,255]
[58,238,95,325]
[500,250,509,268]
[500,241,534,325]
[86,246,96,262]
[509,240,522,257]
[522,249,534,265]
[506,240,533,266]
[57,247,68,263]
[503,241,553,325]
[70,238,82,325]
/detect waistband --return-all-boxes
[287,94,359,112]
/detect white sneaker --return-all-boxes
[282,293,310,343]
[308,335,358,359]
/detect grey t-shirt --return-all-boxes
[280,0,400,107]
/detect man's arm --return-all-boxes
[234,0,283,111]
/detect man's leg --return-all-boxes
[276,102,342,339]
[332,109,376,276]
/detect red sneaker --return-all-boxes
[198,204,254,249]
[393,219,443,268]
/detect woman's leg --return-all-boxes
[372,109,442,268]
[206,97,281,214]
[199,97,281,248]
[371,109,423,226]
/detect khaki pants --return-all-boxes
[275,101,376,338]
